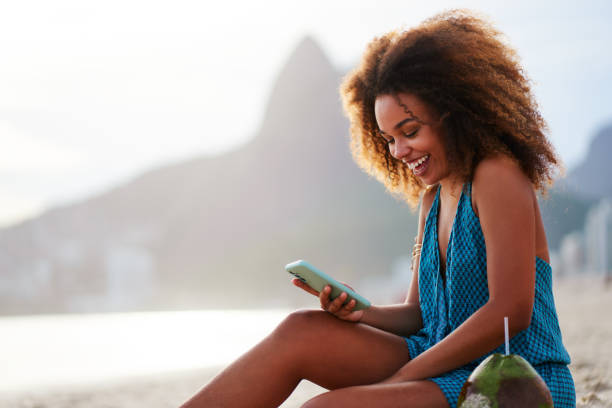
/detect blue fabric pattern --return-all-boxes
[404,183,575,407]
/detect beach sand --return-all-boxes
[554,276,612,408]
[1,275,610,408]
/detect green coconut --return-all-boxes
[457,353,553,408]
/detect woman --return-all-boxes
[181,10,574,408]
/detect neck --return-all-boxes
[438,176,464,199]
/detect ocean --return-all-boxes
[0,309,290,393]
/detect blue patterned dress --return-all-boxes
[404,183,575,407]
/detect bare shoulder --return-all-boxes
[472,156,534,216]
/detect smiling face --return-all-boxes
[374,93,451,186]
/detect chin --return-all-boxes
[416,174,438,186]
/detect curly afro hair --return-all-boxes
[340,9,561,207]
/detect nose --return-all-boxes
[390,138,412,161]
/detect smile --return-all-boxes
[406,154,430,171]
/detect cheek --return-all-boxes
[436,149,451,173]
[432,136,447,161]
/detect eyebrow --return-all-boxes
[379,117,415,135]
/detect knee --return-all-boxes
[300,392,332,408]
[275,309,328,335]
[272,309,332,344]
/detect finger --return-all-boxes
[292,278,319,296]
[328,291,348,313]
[342,298,357,313]
[319,285,332,309]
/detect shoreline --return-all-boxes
[0,366,326,408]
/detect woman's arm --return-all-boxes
[293,280,423,336]
[357,303,422,337]
[385,157,537,382]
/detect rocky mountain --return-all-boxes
[539,189,593,250]
[564,123,612,200]
[540,122,612,250]
[0,37,418,315]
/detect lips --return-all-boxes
[402,154,431,177]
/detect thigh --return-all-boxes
[276,309,411,390]
[301,380,449,408]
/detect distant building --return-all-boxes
[557,231,585,275]
[65,244,156,312]
[584,199,612,277]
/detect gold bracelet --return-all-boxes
[411,242,423,270]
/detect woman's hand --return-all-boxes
[292,278,365,322]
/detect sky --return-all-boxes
[1,0,611,227]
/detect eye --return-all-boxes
[403,129,419,138]
[380,128,417,145]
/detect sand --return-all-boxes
[1,275,610,408]
[553,276,612,408]
[0,368,327,408]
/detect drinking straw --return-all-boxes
[504,316,509,355]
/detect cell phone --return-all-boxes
[285,260,371,311]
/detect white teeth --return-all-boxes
[407,155,429,170]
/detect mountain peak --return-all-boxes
[284,35,331,71]
[565,121,612,199]
[589,122,612,154]
[257,36,340,138]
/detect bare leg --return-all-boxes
[301,380,448,408]
[180,309,413,408]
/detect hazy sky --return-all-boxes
[1,0,611,226]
